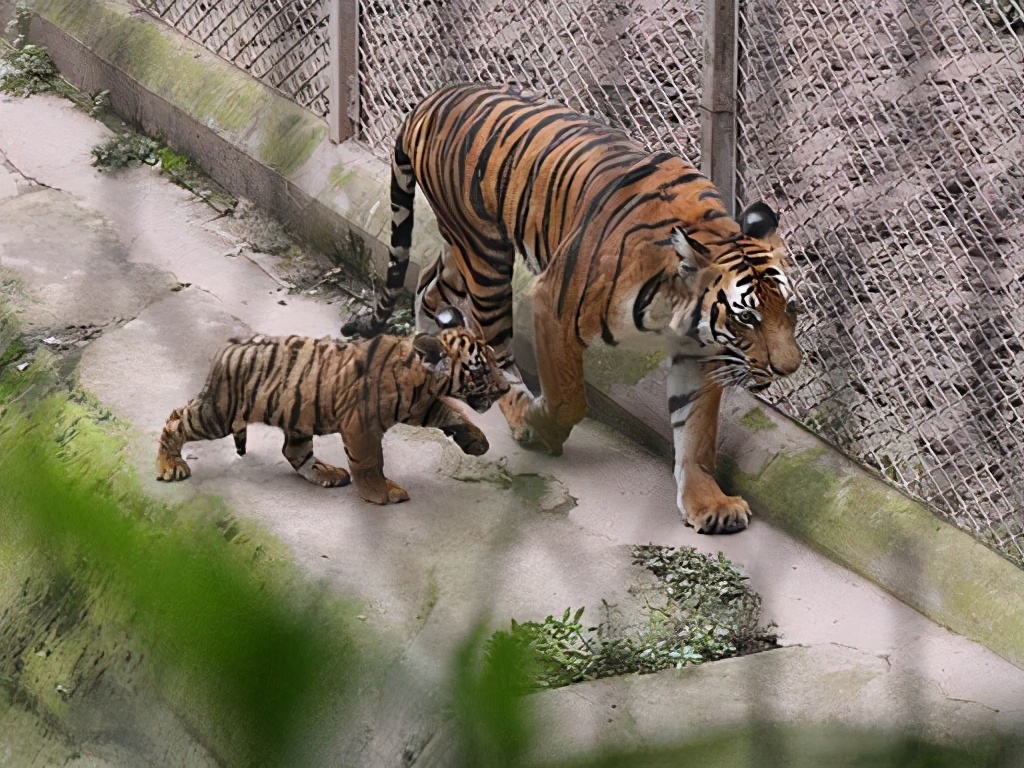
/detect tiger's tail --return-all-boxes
[340,131,416,338]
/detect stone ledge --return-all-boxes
[24,0,1024,672]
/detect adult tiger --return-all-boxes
[157,308,509,504]
[342,83,802,532]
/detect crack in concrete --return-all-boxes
[0,148,53,191]
[27,316,134,354]
[933,680,1002,713]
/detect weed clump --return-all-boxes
[489,544,778,690]
[91,133,162,170]
[0,43,66,97]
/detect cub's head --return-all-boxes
[413,307,510,412]
[671,202,803,390]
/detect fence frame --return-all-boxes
[700,0,738,214]
[328,0,359,142]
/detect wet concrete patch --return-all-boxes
[0,187,177,332]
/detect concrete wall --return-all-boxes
[20,0,1024,673]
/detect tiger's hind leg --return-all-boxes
[414,242,473,335]
[156,401,232,481]
[282,433,351,488]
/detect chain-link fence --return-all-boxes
[739,0,1024,564]
[137,0,1024,567]
[137,0,330,117]
[357,0,704,163]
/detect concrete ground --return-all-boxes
[2,92,1023,765]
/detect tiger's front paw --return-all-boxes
[358,478,411,505]
[156,454,191,482]
[386,480,411,504]
[499,392,566,456]
[684,494,751,535]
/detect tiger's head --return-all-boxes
[670,202,803,390]
[413,307,510,412]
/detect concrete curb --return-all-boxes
[23,0,1024,672]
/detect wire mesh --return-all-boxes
[357,0,704,163]
[738,0,1024,564]
[137,0,331,117]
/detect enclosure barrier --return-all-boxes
[137,0,1024,567]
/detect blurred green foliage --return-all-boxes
[0,312,360,766]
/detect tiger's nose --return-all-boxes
[770,346,803,377]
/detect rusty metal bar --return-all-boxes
[328,0,359,143]
[701,0,738,214]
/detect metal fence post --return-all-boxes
[701,0,738,214]
[328,0,359,143]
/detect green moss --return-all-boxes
[510,472,549,505]
[31,0,243,130]
[326,164,356,189]
[0,349,367,765]
[257,104,327,176]
[0,337,27,368]
[739,406,776,432]
[511,262,537,302]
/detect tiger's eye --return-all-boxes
[737,311,758,327]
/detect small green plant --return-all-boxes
[91,132,162,170]
[89,133,235,210]
[156,145,189,175]
[489,545,777,690]
[0,43,67,97]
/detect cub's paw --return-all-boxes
[684,495,751,535]
[446,424,489,456]
[156,455,191,482]
[311,461,351,488]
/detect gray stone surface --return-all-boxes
[1,90,1022,765]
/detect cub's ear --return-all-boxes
[672,228,712,274]
[436,306,465,329]
[739,201,780,241]
[412,333,444,365]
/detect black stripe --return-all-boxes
[633,274,662,331]
[668,392,694,414]
[600,317,617,345]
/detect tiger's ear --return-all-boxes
[412,333,444,365]
[436,306,465,330]
[672,228,711,275]
[739,201,783,249]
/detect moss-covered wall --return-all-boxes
[30,0,325,174]
[719,421,1024,670]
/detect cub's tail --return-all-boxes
[341,131,416,338]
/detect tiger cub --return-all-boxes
[156,308,509,504]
